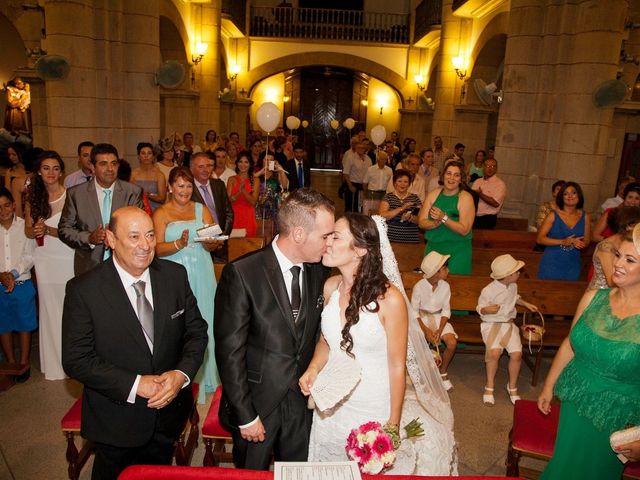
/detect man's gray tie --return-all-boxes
[199,185,219,224]
[290,266,301,321]
[132,280,154,345]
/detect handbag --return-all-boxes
[610,425,640,463]
[519,310,545,354]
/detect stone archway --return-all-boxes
[246,52,409,107]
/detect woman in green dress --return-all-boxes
[418,160,475,274]
[538,224,640,479]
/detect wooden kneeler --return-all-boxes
[61,384,200,480]
[202,386,234,466]
[60,396,94,480]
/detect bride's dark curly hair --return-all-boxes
[341,213,390,356]
[27,151,65,223]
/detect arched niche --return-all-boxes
[0,13,26,86]
[246,52,408,108]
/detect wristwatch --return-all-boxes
[441,214,449,224]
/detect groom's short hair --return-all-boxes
[278,188,334,234]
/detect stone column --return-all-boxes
[430,0,464,150]
[496,0,627,219]
[44,0,161,165]
[194,1,221,139]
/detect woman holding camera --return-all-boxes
[379,169,422,243]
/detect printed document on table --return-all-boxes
[274,461,362,480]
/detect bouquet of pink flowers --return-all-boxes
[345,421,396,474]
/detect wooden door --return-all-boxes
[300,68,354,169]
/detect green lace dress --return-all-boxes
[541,288,640,479]
[424,190,472,275]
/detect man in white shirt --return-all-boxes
[214,189,335,470]
[62,206,208,480]
[363,151,392,215]
[432,136,449,171]
[64,141,95,188]
[472,158,506,230]
[212,147,235,185]
[0,186,36,381]
[343,141,372,212]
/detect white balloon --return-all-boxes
[256,102,282,133]
[330,119,340,130]
[301,120,309,128]
[370,125,387,146]
[343,117,355,130]
[286,115,301,130]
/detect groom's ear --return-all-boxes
[292,225,305,243]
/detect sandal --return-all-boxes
[483,386,494,406]
[506,384,521,405]
[440,373,453,391]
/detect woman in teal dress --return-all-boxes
[418,160,475,274]
[538,224,640,479]
[152,167,221,404]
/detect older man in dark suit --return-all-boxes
[214,189,335,470]
[189,152,233,235]
[62,206,208,480]
[58,143,143,275]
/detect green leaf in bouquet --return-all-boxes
[403,418,425,438]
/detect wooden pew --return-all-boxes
[391,241,591,280]
[228,237,265,262]
[495,217,530,231]
[472,230,538,250]
[401,272,588,385]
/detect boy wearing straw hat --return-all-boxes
[477,254,538,406]
[411,251,458,391]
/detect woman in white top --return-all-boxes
[24,151,75,380]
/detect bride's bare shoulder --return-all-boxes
[323,275,341,298]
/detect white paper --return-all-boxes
[274,461,362,480]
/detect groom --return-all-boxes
[214,188,335,470]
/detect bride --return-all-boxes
[299,214,457,475]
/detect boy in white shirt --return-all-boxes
[477,254,538,406]
[411,251,458,391]
[0,187,36,384]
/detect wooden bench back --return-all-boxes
[401,272,587,317]
[495,217,530,231]
[228,237,266,262]
[472,230,538,250]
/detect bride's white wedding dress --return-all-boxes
[308,287,458,475]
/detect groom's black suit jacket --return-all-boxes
[62,257,208,447]
[214,244,327,429]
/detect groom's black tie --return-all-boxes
[290,266,301,321]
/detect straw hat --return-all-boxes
[420,251,451,279]
[633,223,640,255]
[490,254,525,280]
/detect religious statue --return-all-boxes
[4,77,32,137]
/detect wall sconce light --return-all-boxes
[361,99,368,107]
[230,64,241,80]
[452,56,467,80]
[377,94,388,115]
[192,42,208,65]
[414,74,425,91]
